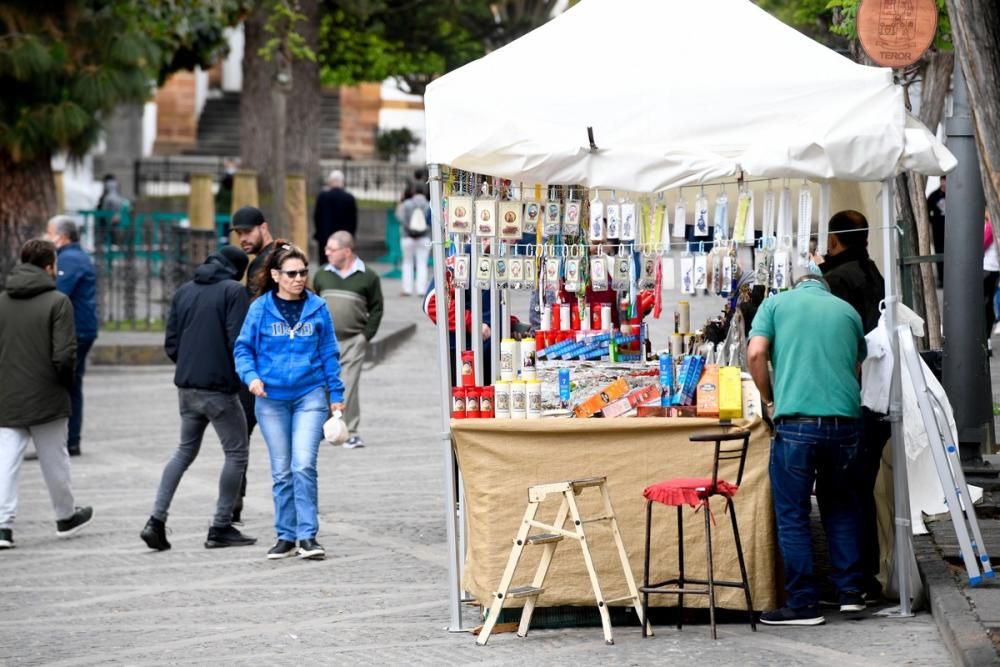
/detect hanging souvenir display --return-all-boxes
[524,201,541,234]
[680,249,695,295]
[713,192,729,242]
[639,251,657,289]
[448,195,473,235]
[744,190,756,245]
[563,200,582,237]
[673,193,687,238]
[523,256,537,287]
[543,255,561,291]
[761,187,776,240]
[693,250,708,291]
[733,189,750,243]
[606,200,621,240]
[772,250,791,290]
[710,249,722,294]
[776,185,793,242]
[544,197,562,238]
[453,254,471,289]
[508,256,524,288]
[693,190,709,237]
[590,254,609,291]
[564,256,582,292]
[721,247,735,295]
[661,255,676,291]
[475,199,497,238]
[817,183,831,255]
[620,201,637,241]
[493,255,509,288]
[796,184,813,266]
[754,246,771,288]
[589,196,605,242]
[475,254,492,289]
[611,253,631,291]
[498,201,523,240]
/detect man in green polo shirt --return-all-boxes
[747,274,866,627]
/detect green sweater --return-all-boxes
[313,262,384,341]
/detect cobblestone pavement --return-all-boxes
[0,294,952,666]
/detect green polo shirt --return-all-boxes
[748,280,866,419]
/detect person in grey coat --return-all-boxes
[0,240,94,550]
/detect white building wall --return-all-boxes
[222,25,244,92]
[379,79,426,163]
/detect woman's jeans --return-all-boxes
[770,419,864,609]
[256,386,328,541]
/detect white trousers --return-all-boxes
[401,236,431,295]
[0,419,75,529]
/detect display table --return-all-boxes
[451,417,778,611]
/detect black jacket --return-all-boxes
[821,245,885,334]
[313,187,358,243]
[165,253,251,393]
[0,264,76,427]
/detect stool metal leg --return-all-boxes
[566,489,614,645]
[477,500,540,646]
[676,505,685,631]
[517,497,569,638]
[728,498,756,631]
[600,482,651,636]
[642,500,652,638]
[704,501,717,640]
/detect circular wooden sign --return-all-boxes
[857,0,938,68]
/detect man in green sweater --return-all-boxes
[314,231,383,448]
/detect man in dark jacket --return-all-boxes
[140,246,256,551]
[819,209,887,603]
[313,170,358,261]
[47,215,98,456]
[0,240,94,550]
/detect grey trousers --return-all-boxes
[151,388,248,528]
[338,334,367,435]
[0,419,75,529]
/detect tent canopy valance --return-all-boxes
[424,0,955,191]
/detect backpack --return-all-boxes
[406,202,429,236]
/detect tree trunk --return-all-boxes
[945,0,1000,245]
[895,172,928,345]
[285,0,322,194]
[271,80,289,238]
[240,6,276,208]
[0,150,55,290]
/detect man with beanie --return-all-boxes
[141,246,255,550]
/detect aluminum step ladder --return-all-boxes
[476,476,650,646]
[898,327,994,585]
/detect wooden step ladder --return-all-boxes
[476,476,650,645]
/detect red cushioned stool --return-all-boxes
[640,428,755,640]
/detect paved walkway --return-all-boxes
[1,292,954,666]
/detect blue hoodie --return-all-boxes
[234,291,344,402]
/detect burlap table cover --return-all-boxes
[451,416,778,610]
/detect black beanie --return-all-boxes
[219,245,249,282]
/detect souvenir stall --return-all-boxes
[423,0,955,630]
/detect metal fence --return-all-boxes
[134,156,423,203]
[79,209,227,329]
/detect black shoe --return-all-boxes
[140,516,171,551]
[67,446,81,457]
[760,606,826,626]
[839,591,865,613]
[864,589,886,607]
[56,506,94,538]
[267,539,298,560]
[0,528,13,549]
[205,524,257,549]
[298,538,326,560]
[23,450,38,461]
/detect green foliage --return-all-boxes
[259,0,316,65]
[375,127,419,161]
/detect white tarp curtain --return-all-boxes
[424,0,956,191]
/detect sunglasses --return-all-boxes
[278,269,309,278]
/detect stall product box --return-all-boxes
[573,377,629,418]
[718,366,743,420]
[742,379,762,419]
[601,385,661,418]
[637,406,670,417]
[696,365,719,417]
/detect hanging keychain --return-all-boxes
[694,242,708,291]
[564,251,581,293]
[733,183,750,243]
[611,247,631,291]
[754,240,770,288]
[498,200,523,240]
[564,196,582,237]
[606,195,621,240]
[693,187,709,237]
[453,254,471,290]
[620,199,637,241]
[475,198,497,238]
[639,250,657,289]
[589,191,605,242]
[744,189,756,245]
[777,181,793,245]
[448,195,473,235]
[508,254,524,289]
[543,253,561,292]
[672,190,687,238]
[544,187,562,238]
[523,253,537,289]
[721,246,736,295]
[475,252,492,290]
[680,245,695,295]
[713,188,729,243]
[797,182,813,267]
[493,253,509,289]
[590,249,609,291]
[523,200,541,235]
[772,249,791,291]
[710,247,722,294]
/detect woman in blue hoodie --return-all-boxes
[234,241,345,561]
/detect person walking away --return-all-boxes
[397,189,432,296]
[314,231,383,449]
[235,241,345,560]
[230,205,276,524]
[817,210,887,605]
[0,240,93,550]
[984,214,999,341]
[928,176,946,287]
[46,216,98,457]
[313,170,358,262]
[748,274,867,626]
[140,247,255,551]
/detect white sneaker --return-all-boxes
[343,436,365,449]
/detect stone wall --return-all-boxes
[153,72,198,155]
[338,83,381,159]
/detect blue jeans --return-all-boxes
[68,337,95,452]
[770,419,864,609]
[255,386,328,541]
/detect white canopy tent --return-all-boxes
[423,0,956,630]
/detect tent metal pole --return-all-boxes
[881,176,914,617]
[471,237,485,385]
[429,164,464,631]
